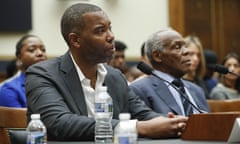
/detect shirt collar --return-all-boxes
[70,52,107,86]
[154,70,179,84]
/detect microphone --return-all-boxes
[210,64,240,77]
[137,62,205,114]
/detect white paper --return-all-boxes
[228,118,240,143]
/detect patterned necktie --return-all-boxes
[172,79,193,116]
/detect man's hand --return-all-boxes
[136,115,188,138]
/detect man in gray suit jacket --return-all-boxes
[25,3,187,141]
[130,29,209,116]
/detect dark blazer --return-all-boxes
[25,52,159,141]
[129,75,209,115]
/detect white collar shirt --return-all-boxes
[70,53,107,117]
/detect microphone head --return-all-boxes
[211,64,229,74]
[137,62,153,75]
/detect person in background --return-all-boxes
[125,42,150,83]
[182,35,208,98]
[108,40,128,74]
[210,52,240,99]
[130,29,209,116]
[0,34,47,107]
[140,42,151,66]
[25,3,187,141]
[124,65,143,82]
[203,49,218,97]
[6,59,18,78]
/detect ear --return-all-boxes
[68,33,80,48]
[152,51,162,63]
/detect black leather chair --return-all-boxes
[8,129,27,144]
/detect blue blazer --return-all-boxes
[130,75,209,115]
[0,71,26,107]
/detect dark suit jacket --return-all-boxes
[25,52,159,141]
[129,75,209,115]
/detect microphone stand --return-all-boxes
[229,71,240,77]
[212,64,240,77]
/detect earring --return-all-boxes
[16,60,23,67]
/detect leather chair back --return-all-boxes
[0,106,27,144]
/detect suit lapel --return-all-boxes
[184,82,202,109]
[151,76,182,115]
[60,52,88,115]
[102,66,119,119]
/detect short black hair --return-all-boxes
[204,49,217,68]
[140,42,145,57]
[6,59,17,78]
[114,40,127,51]
[15,34,37,57]
[61,3,102,46]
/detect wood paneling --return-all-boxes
[169,0,240,63]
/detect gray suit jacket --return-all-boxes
[129,75,209,115]
[25,52,159,141]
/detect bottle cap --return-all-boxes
[31,114,40,120]
[119,113,130,120]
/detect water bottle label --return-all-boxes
[108,102,113,112]
[95,102,113,112]
[95,103,105,112]
[27,132,45,144]
[118,136,130,144]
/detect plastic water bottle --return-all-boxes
[26,114,47,144]
[114,113,137,144]
[94,86,113,143]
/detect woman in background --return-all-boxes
[0,34,47,107]
[210,52,240,99]
[182,35,208,98]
